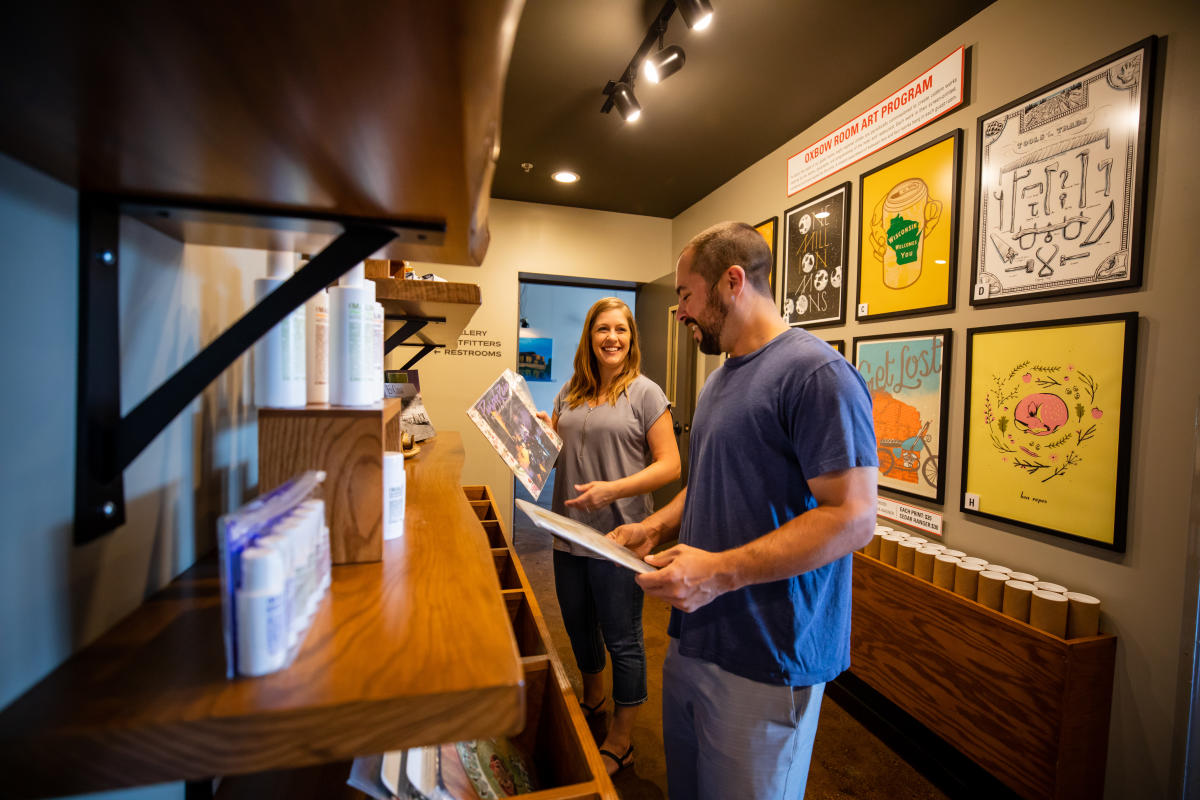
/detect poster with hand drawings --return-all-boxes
[971,37,1155,305]
[782,182,849,328]
[467,369,562,498]
[960,313,1137,551]
[753,216,778,297]
[853,330,951,504]
[856,130,961,321]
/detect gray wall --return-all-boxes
[672,0,1200,795]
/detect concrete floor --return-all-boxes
[512,519,949,800]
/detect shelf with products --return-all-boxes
[0,433,524,800]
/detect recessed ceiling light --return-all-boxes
[552,170,580,184]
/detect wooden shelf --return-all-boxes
[0,433,524,800]
[0,0,524,265]
[370,274,482,349]
[850,552,1116,800]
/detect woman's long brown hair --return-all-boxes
[562,297,642,409]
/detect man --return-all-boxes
[610,221,878,799]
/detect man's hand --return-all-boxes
[608,522,656,559]
[564,481,619,512]
[635,545,736,612]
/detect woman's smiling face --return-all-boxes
[591,308,631,373]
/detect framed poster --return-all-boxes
[753,216,778,296]
[971,38,1155,305]
[825,339,845,356]
[856,129,961,321]
[960,313,1137,550]
[853,329,951,504]
[782,182,850,328]
[516,337,553,381]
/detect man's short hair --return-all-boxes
[684,221,773,296]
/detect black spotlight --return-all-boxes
[677,0,714,30]
[610,81,642,122]
[643,44,686,84]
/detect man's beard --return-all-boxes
[693,289,727,355]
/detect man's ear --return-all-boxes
[724,265,748,296]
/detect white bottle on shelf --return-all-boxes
[253,252,307,408]
[328,262,374,406]
[372,301,385,402]
[383,450,406,540]
[236,544,288,677]
[306,287,329,405]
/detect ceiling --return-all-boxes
[493,0,994,219]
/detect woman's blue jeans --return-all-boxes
[553,549,647,706]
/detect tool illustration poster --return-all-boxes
[961,314,1137,550]
[782,183,849,327]
[856,130,960,320]
[853,330,950,504]
[972,38,1154,304]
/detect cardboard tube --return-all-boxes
[1065,592,1102,638]
[906,535,929,546]
[896,540,920,573]
[984,564,1013,577]
[922,542,946,553]
[960,556,988,567]
[913,547,938,581]
[932,555,959,589]
[1029,590,1068,637]
[1002,580,1035,622]
[1009,571,1038,584]
[953,562,985,599]
[1034,581,1068,594]
[879,533,903,566]
[977,571,1008,610]
[865,530,883,559]
[941,549,966,559]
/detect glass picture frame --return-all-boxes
[782,182,850,328]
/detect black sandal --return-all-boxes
[599,744,634,775]
[580,698,606,720]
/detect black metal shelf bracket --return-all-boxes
[74,194,400,543]
[383,313,448,370]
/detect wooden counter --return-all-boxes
[0,432,524,799]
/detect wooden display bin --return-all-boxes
[467,486,617,799]
[258,400,402,564]
[503,590,548,659]
[480,519,506,548]
[851,552,1116,800]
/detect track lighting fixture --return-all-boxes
[609,81,642,122]
[601,0,713,122]
[643,44,685,84]
[677,0,714,30]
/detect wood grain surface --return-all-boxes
[851,553,1115,800]
[258,400,403,564]
[0,432,524,799]
[0,1,524,265]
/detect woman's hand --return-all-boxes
[563,481,619,512]
[535,410,551,426]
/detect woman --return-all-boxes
[541,297,680,776]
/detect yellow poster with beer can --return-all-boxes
[856,129,961,320]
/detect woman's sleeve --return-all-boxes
[636,377,671,436]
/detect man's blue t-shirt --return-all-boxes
[668,327,877,686]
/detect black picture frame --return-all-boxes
[753,216,778,298]
[970,37,1156,306]
[855,129,962,322]
[959,313,1138,551]
[781,182,851,328]
[852,328,952,504]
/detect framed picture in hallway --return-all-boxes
[853,329,952,504]
[782,182,850,328]
[856,130,961,321]
[753,216,778,296]
[960,313,1137,550]
[970,37,1155,306]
